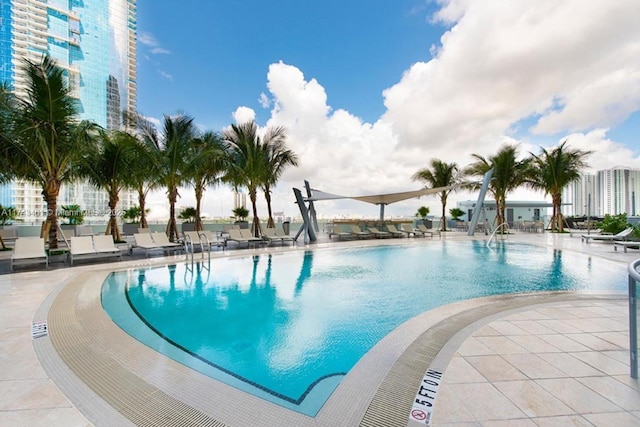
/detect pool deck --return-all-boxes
[0,231,639,426]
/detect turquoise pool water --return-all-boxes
[101,241,627,416]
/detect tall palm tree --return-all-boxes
[137,114,198,241]
[223,121,269,238]
[187,131,227,231]
[528,140,591,232]
[80,130,137,241]
[412,159,460,232]
[466,144,530,230]
[0,55,99,248]
[261,127,298,228]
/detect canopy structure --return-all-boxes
[306,185,457,221]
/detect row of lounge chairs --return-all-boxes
[330,223,439,240]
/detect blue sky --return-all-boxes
[136,0,640,220]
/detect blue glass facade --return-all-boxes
[0,0,137,219]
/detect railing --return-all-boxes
[486,222,510,248]
[627,260,639,379]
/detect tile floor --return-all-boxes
[0,232,638,426]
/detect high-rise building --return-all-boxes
[562,167,640,217]
[0,0,137,223]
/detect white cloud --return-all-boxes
[259,92,271,108]
[138,31,171,55]
[158,70,173,81]
[232,106,256,124]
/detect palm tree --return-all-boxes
[0,55,99,248]
[137,114,198,241]
[80,130,137,241]
[528,140,591,232]
[187,131,227,231]
[466,145,530,230]
[223,121,269,237]
[261,127,298,228]
[412,159,461,232]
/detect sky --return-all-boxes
[135,0,640,221]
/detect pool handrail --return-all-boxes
[627,259,639,379]
[487,222,510,248]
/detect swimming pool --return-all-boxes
[101,241,627,416]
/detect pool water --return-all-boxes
[101,241,627,416]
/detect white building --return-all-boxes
[562,167,640,217]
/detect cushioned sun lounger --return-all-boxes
[416,224,439,238]
[330,224,353,240]
[226,229,263,248]
[132,233,173,257]
[350,225,371,239]
[92,234,123,261]
[368,227,392,238]
[11,237,48,271]
[385,224,405,238]
[582,227,632,243]
[400,223,417,237]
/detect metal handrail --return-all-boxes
[627,260,639,378]
[487,222,510,248]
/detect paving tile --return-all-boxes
[442,355,487,384]
[583,412,640,427]
[565,333,623,351]
[536,378,622,413]
[537,334,591,352]
[536,319,585,334]
[457,337,495,356]
[577,376,640,411]
[509,320,558,335]
[445,382,527,421]
[501,353,568,379]
[475,336,529,354]
[494,380,573,417]
[430,383,477,424]
[569,351,630,375]
[465,355,528,381]
[488,321,529,336]
[537,353,604,377]
[530,414,594,426]
[507,335,562,354]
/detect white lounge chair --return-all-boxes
[69,236,98,266]
[368,227,392,238]
[582,227,633,243]
[416,224,439,238]
[151,232,183,254]
[11,237,48,271]
[330,224,353,240]
[275,228,295,245]
[400,223,417,237]
[199,230,225,250]
[349,225,371,239]
[0,227,19,244]
[132,233,168,257]
[385,224,405,238]
[226,229,263,248]
[92,234,123,261]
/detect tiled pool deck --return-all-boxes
[0,232,638,426]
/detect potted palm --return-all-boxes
[232,207,250,229]
[415,206,432,229]
[449,207,465,230]
[179,207,197,232]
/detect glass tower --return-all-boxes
[0,0,137,223]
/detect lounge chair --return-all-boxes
[11,237,48,271]
[92,234,123,261]
[132,233,179,257]
[199,230,225,250]
[368,227,391,238]
[582,227,633,243]
[0,227,19,245]
[330,224,353,240]
[263,228,286,245]
[69,236,98,266]
[385,224,405,238]
[226,229,263,248]
[416,224,439,238]
[400,223,417,237]
[613,241,640,253]
[275,228,296,245]
[76,225,96,236]
[350,225,371,239]
[151,232,183,253]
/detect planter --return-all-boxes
[181,222,196,233]
[235,221,249,229]
[122,223,138,236]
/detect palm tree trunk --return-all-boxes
[167,187,179,241]
[108,191,121,241]
[553,192,563,232]
[265,187,275,228]
[138,186,148,229]
[249,187,261,237]
[0,235,5,250]
[195,184,203,232]
[43,178,61,249]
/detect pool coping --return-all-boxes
[31,237,631,426]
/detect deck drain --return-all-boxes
[31,320,48,338]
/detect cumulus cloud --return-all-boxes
[383,0,640,157]
[259,93,271,108]
[232,106,256,124]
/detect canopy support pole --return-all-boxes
[293,187,316,242]
[304,180,319,233]
[468,169,493,236]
